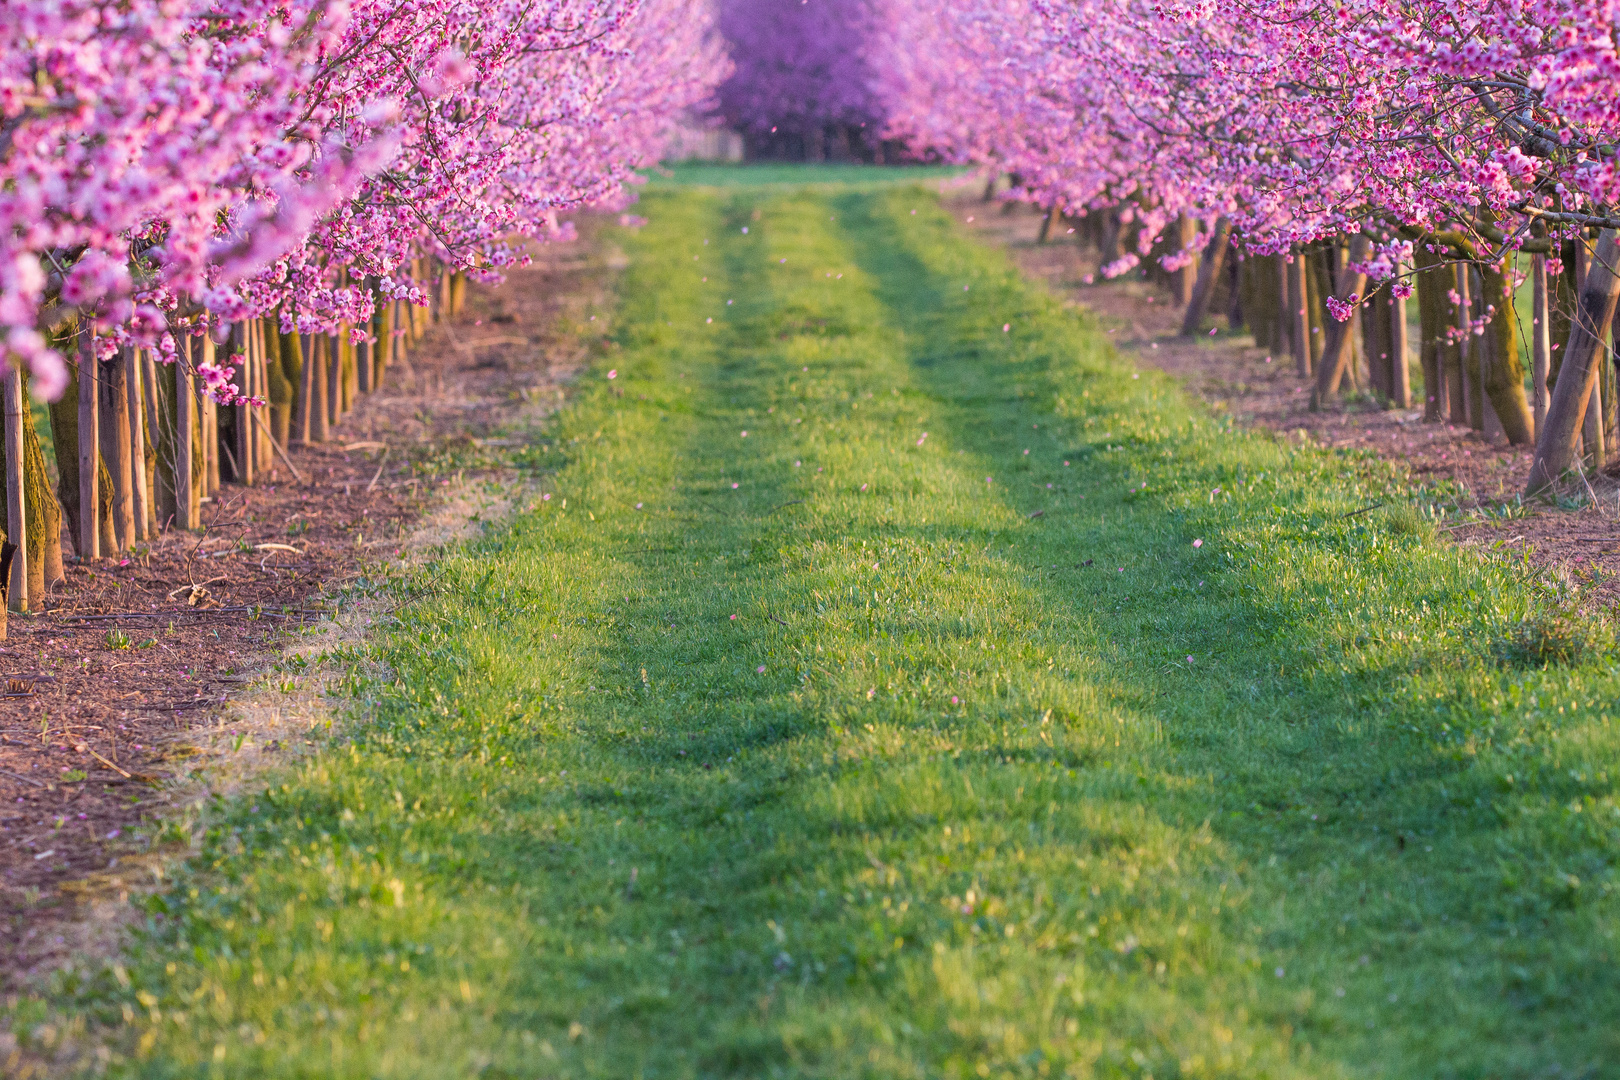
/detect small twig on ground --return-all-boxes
[1341,502,1385,520]
[367,447,392,492]
[0,769,45,787]
[767,499,805,513]
[88,748,132,779]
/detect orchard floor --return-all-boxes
[11,173,1620,1078]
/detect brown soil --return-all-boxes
[951,196,1620,604]
[0,219,617,985]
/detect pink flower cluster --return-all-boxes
[868,0,1620,268]
[3,0,728,396]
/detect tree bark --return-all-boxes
[1288,251,1310,376]
[1415,248,1446,421]
[99,352,134,552]
[1037,203,1061,244]
[1476,258,1534,444]
[140,349,162,529]
[175,343,195,529]
[328,333,343,424]
[125,349,149,541]
[1310,236,1374,405]
[1527,229,1620,494]
[3,364,26,612]
[76,326,99,559]
[309,334,330,442]
[1180,217,1232,336]
[15,374,63,594]
[1532,253,1551,440]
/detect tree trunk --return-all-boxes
[3,364,27,612]
[1389,276,1411,408]
[329,332,344,423]
[16,374,63,594]
[1471,257,1534,444]
[231,324,252,483]
[125,349,149,541]
[295,331,314,444]
[1180,217,1232,336]
[140,350,162,530]
[1527,229,1620,493]
[76,326,99,559]
[1038,203,1061,244]
[450,272,466,318]
[175,344,196,529]
[1362,286,1393,400]
[1531,254,1550,439]
[1415,249,1446,420]
[99,353,134,552]
[266,317,295,451]
[1310,236,1373,405]
[311,334,331,443]
[1288,251,1310,376]
[377,305,394,386]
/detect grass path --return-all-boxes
[42,183,1620,1078]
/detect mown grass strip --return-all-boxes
[31,182,1620,1079]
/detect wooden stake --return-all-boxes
[77,325,99,559]
[3,363,27,612]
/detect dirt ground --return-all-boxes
[951,195,1620,603]
[0,219,619,986]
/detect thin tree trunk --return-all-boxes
[140,348,163,531]
[1170,215,1198,305]
[1473,260,1534,444]
[232,324,252,483]
[125,350,149,541]
[1532,254,1551,438]
[1390,276,1411,408]
[1310,236,1374,405]
[1038,204,1061,244]
[100,351,134,552]
[1527,229,1620,493]
[328,333,343,423]
[175,346,195,529]
[77,326,99,559]
[450,272,466,318]
[3,364,27,612]
[311,334,331,443]
[295,331,314,444]
[1415,248,1447,421]
[1289,251,1310,376]
[1180,216,1232,336]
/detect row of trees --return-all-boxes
[860,0,1620,496]
[0,0,729,623]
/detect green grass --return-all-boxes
[650,162,966,189]
[25,184,1620,1079]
